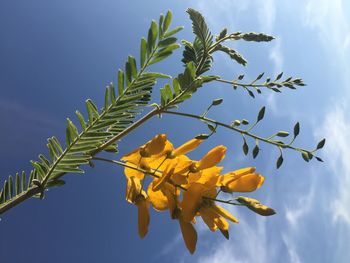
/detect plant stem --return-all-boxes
[162,110,304,152]
[92,157,242,206]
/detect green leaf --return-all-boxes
[140,38,147,68]
[242,138,249,155]
[316,138,326,149]
[257,106,266,122]
[75,111,86,131]
[186,8,212,48]
[316,156,324,162]
[164,84,173,101]
[293,122,300,138]
[147,20,158,54]
[195,134,210,140]
[163,10,172,33]
[173,78,181,96]
[256,72,264,80]
[21,171,26,193]
[219,228,229,240]
[104,87,109,111]
[163,26,183,38]
[240,32,274,42]
[276,154,283,169]
[158,37,177,47]
[128,56,137,79]
[118,70,124,95]
[125,61,132,85]
[160,87,167,106]
[216,45,247,66]
[276,72,283,80]
[143,72,171,79]
[109,84,116,104]
[216,28,227,41]
[212,98,223,106]
[301,151,310,162]
[207,124,216,132]
[15,173,20,195]
[276,131,289,137]
[86,99,99,123]
[241,119,249,125]
[252,145,259,159]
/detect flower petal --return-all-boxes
[211,205,239,223]
[172,138,203,157]
[199,207,218,232]
[179,215,197,254]
[181,183,206,222]
[136,197,150,238]
[125,176,142,204]
[223,173,265,192]
[144,134,167,156]
[147,182,168,211]
[196,145,226,170]
[124,163,145,179]
[153,159,178,191]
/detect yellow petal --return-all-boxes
[181,183,206,222]
[173,155,192,173]
[143,134,167,156]
[171,173,188,185]
[136,197,150,238]
[211,205,239,223]
[199,207,218,232]
[179,215,197,254]
[196,166,223,187]
[236,196,276,216]
[147,182,168,211]
[152,159,178,191]
[224,173,265,192]
[124,163,145,179]
[125,176,142,204]
[196,145,226,170]
[172,138,203,157]
[219,167,256,186]
[121,148,141,164]
[213,216,229,231]
[162,187,178,219]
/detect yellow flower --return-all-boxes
[122,134,172,164]
[170,138,203,158]
[135,194,150,238]
[125,176,150,238]
[219,167,265,193]
[236,196,276,216]
[190,145,226,172]
[152,159,178,191]
[178,211,197,254]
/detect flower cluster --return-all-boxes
[121,134,274,254]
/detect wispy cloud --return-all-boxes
[318,102,350,225]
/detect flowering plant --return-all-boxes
[0,8,324,253]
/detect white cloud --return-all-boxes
[284,185,314,229]
[197,214,269,263]
[282,234,302,263]
[318,102,350,225]
[303,0,350,62]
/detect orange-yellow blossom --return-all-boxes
[122,134,171,164]
[193,145,226,171]
[219,167,265,193]
[125,176,150,238]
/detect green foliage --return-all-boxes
[0,10,182,213]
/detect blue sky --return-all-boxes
[0,0,349,262]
